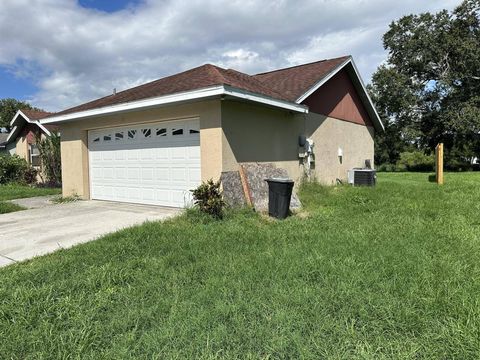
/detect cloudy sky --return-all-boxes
[0,0,459,112]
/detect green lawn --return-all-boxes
[0,173,479,358]
[0,183,61,201]
[0,184,61,214]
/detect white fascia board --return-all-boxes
[9,110,25,127]
[6,126,18,143]
[41,86,225,124]
[41,85,307,125]
[295,57,384,131]
[9,110,52,137]
[224,85,308,113]
[295,57,353,103]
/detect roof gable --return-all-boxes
[303,68,373,127]
[7,110,54,144]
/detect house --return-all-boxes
[2,110,56,168]
[40,55,383,208]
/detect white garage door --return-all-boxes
[88,118,201,207]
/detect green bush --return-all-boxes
[376,163,398,172]
[190,179,225,219]
[396,151,435,172]
[0,155,29,184]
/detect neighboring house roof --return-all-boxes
[0,133,9,149]
[6,109,55,144]
[41,56,383,130]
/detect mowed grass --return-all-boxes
[0,184,61,214]
[0,173,479,359]
[0,183,61,201]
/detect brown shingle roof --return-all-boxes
[47,56,350,118]
[54,64,291,117]
[254,56,350,102]
[21,109,54,120]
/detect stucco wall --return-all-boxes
[221,100,305,181]
[15,135,29,160]
[221,101,374,185]
[306,113,374,184]
[59,100,222,198]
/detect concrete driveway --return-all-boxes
[0,200,180,267]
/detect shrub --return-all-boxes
[36,132,61,186]
[376,163,397,172]
[23,166,38,185]
[0,155,29,184]
[190,179,225,219]
[396,151,435,172]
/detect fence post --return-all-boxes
[436,143,444,185]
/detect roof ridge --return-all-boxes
[254,55,351,76]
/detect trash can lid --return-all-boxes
[265,177,294,183]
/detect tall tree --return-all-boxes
[0,98,42,130]
[370,0,480,165]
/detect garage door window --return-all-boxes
[115,132,124,140]
[103,134,112,141]
[142,128,152,138]
[128,130,137,139]
[156,128,167,137]
[172,128,183,136]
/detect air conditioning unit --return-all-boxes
[347,168,376,186]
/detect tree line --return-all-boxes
[368,0,480,170]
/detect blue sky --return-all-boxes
[0,0,139,101]
[78,0,141,13]
[0,0,459,112]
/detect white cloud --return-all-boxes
[0,0,459,111]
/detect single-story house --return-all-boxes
[2,109,56,167]
[40,55,383,208]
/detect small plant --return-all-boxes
[190,179,225,219]
[23,166,38,185]
[51,195,80,204]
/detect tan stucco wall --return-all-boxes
[221,101,374,184]
[307,113,375,184]
[59,100,222,198]
[221,100,305,181]
[15,136,29,160]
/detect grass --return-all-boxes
[0,172,479,358]
[0,183,61,201]
[0,201,25,214]
[0,183,61,214]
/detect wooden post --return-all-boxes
[436,143,444,185]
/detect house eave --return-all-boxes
[41,85,308,125]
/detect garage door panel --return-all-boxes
[89,119,201,207]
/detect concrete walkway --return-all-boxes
[9,195,58,209]
[0,200,180,267]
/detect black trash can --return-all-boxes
[265,178,294,219]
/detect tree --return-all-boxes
[35,132,61,186]
[0,98,42,130]
[370,0,480,166]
